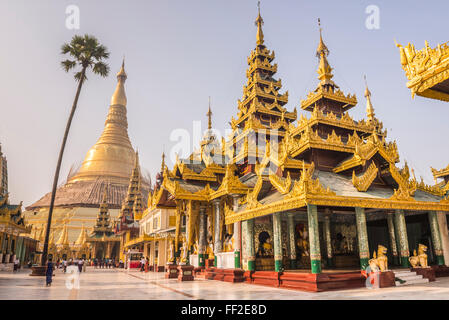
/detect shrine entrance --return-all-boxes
[330,220,359,269]
[405,213,435,265]
[366,219,394,265]
[253,216,274,271]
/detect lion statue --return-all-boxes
[409,244,428,268]
[368,245,388,272]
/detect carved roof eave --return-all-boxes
[289,139,354,159]
[290,116,383,139]
[333,139,399,173]
[300,90,357,111]
[162,177,213,202]
[225,192,449,224]
[397,41,449,101]
[0,218,28,233]
[432,166,449,179]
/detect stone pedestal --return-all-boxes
[431,265,449,277]
[165,264,178,279]
[205,258,214,268]
[412,267,436,281]
[177,265,194,281]
[30,266,47,277]
[378,271,396,288]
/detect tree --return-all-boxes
[41,35,110,266]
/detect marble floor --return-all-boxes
[1,267,449,300]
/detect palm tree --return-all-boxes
[40,35,109,266]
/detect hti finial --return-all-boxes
[364,75,371,98]
[316,18,328,58]
[161,149,166,171]
[207,96,213,130]
[255,0,264,45]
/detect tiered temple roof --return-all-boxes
[114,151,145,235]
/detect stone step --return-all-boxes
[393,271,417,277]
[396,275,425,281]
[395,278,429,286]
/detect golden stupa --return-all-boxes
[25,61,149,245]
[69,61,136,185]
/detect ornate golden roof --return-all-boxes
[301,21,357,111]
[56,223,69,246]
[68,60,136,185]
[75,224,88,245]
[397,40,449,102]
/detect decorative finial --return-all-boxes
[207,97,213,130]
[161,151,166,171]
[255,1,264,45]
[316,18,329,58]
[117,57,127,80]
[364,75,375,121]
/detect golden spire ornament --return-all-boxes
[364,75,375,122]
[316,19,334,85]
[207,96,213,130]
[255,1,264,45]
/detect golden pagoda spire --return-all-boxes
[161,152,166,172]
[255,1,264,46]
[364,75,375,122]
[207,96,212,130]
[111,58,127,106]
[75,224,88,245]
[56,223,69,246]
[316,19,334,85]
[69,60,136,185]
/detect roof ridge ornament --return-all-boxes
[255,1,264,46]
[364,75,375,122]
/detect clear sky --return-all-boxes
[1,0,449,206]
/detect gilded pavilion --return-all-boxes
[24,61,149,260]
[132,8,449,290]
[397,40,449,265]
[0,145,37,268]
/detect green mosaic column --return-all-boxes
[185,213,191,266]
[243,218,255,271]
[387,213,400,265]
[213,200,222,267]
[394,209,410,267]
[272,212,283,272]
[355,207,369,270]
[287,212,297,269]
[198,206,207,267]
[324,212,333,268]
[428,211,445,265]
[307,204,321,274]
[232,195,241,269]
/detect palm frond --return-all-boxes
[74,71,88,82]
[61,34,110,81]
[92,62,109,77]
[60,59,77,73]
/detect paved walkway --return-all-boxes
[1,267,449,299]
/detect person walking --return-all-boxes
[13,257,19,272]
[78,259,83,273]
[63,259,67,273]
[82,259,87,272]
[144,257,149,273]
[46,259,54,287]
